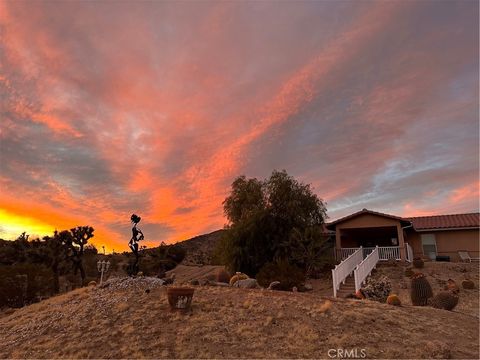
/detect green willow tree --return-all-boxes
[218,170,328,276]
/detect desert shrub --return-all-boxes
[0,263,54,308]
[83,253,100,279]
[139,256,178,277]
[84,244,98,255]
[256,260,305,291]
[428,292,459,311]
[386,294,401,306]
[462,279,475,289]
[215,268,230,283]
[361,275,392,302]
[404,267,414,278]
[278,226,335,278]
[413,258,424,269]
[166,245,186,263]
[64,273,81,289]
[411,273,433,306]
[107,255,120,272]
[136,257,155,276]
[142,244,186,276]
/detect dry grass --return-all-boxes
[0,263,478,359]
[372,261,480,317]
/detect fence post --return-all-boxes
[332,268,337,297]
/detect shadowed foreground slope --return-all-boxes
[0,277,478,359]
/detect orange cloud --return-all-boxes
[1,0,477,251]
[449,181,480,204]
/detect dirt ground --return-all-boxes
[0,264,478,359]
[166,264,224,283]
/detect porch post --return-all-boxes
[396,224,406,261]
[335,228,342,261]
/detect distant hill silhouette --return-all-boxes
[174,229,224,265]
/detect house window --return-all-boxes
[421,234,437,260]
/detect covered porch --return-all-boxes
[326,208,412,262]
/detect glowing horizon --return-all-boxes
[1,1,478,251]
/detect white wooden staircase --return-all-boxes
[336,275,356,298]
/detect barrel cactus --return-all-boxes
[412,257,424,269]
[428,291,459,311]
[410,273,433,306]
[462,279,475,289]
[386,294,401,306]
[215,268,230,283]
[229,272,248,286]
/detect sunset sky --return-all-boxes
[1,1,478,251]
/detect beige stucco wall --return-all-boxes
[336,213,402,229]
[406,229,479,261]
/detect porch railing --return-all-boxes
[339,246,402,261]
[378,246,401,260]
[332,247,363,298]
[339,247,359,261]
[354,246,380,292]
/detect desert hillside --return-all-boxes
[1,264,479,359]
[174,229,224,265]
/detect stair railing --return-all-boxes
[332,246,363,297]
[354,246,380,292]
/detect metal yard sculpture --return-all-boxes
[128,213,144,275]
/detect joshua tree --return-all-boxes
[42,231,69,293]
[64,226,95,285]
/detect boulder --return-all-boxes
[304,283,313,291]
[233,278,260,289]
[267,281,281,290]
[229,273,249,286]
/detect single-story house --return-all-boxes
[326,209,479,262]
